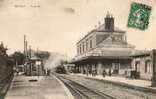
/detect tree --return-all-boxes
[35,51,50,60]
[0,42,8,56]
[11,51,25,65]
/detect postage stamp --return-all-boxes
[127,2,152,30]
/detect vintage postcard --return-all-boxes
[0,0,156,99]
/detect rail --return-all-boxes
[55,74,116,99]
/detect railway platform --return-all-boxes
[4,75,74,99]
[72,73,156,92]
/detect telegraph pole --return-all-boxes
[24,35,29,75]
[24,35,28,59]
[24,35,26,55]
[26,41,28,58]
[29,45,32,58]
[24,35,27,75]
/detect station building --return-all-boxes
[70,13,135,76]
[69,12,156,84]
[25,56,44,76]
[69,12,156,86]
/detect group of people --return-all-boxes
[102,68,112,77]
[84,69,97,76]
[84,68,112,77]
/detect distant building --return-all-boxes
[24,47,48,76]
[25,56,44,76]
[71,12,135,76]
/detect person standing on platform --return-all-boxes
[108,68,112,76]
[102,69,106,77]
[86,69,89,76]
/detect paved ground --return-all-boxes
[4,75,74,99]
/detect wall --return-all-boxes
[76,31,96,55]
[131,55,152,80]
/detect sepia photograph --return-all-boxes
[0,0,156,99]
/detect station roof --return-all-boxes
[130,50,151,57]
[70,56,131,64]
[77,23,126,45]
[70,48,132,64]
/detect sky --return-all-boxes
[0,0,155,58]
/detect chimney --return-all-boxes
[105,12,114,31]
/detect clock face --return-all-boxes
[115,36,122,41]
[111,35,122,42]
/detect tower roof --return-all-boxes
[106,11,110,17]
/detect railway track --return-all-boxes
[56,75,116,99]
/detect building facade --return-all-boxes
[131,51,153,80]
[71,13,135,76]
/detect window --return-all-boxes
[77,46,79,54]
[86,39,88,51]
[80,46,81,54]
[112,63,120,69]
[135,61,140,72]
[145,60,151,73]
[90,40,92,49]
[86,42,88,51]
[83,43,85,53]
[112,63,120,74]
